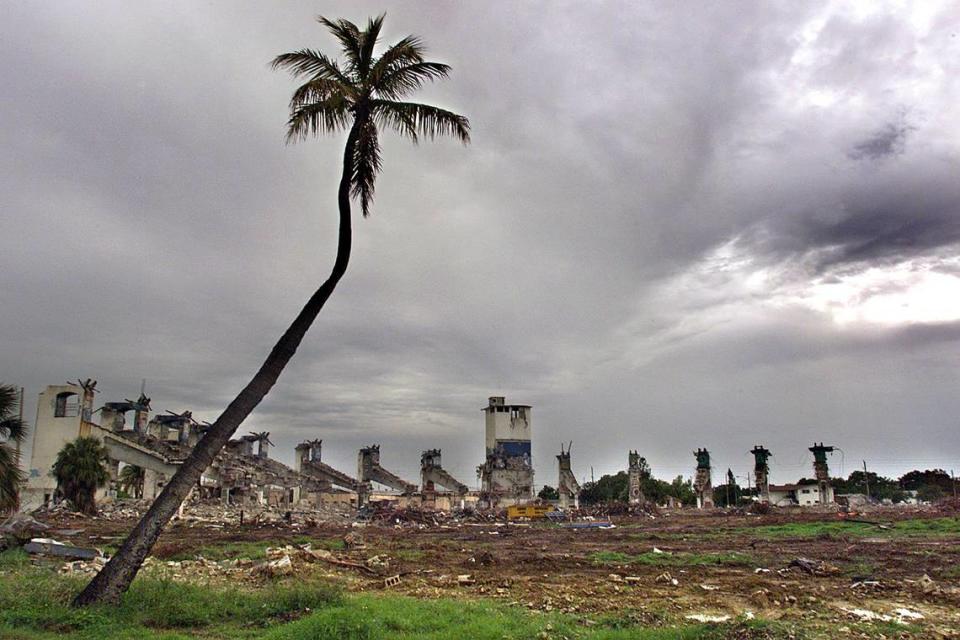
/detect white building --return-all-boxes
[22,383,98,509]
[768,481,834,506]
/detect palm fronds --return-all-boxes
[0,383,27,513]
[52,436,110,515]
[273,14,470,216]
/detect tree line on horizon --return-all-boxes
[539,463,957,508]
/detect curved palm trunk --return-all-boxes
[73,124,361,606]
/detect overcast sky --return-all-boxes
[3,1,959,489]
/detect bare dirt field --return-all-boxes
[36,504,960,638]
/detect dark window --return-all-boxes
[54,392,79,418]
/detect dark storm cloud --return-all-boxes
[848,119,911,160]
[736,169,960,274]
[3,1,960,485]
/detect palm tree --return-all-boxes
[52,437,110,515]
[74,14,469,605]
[0,384,28,514]
[118,465,144,499]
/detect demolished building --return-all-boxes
[22,382,327,511]
[294,439,363,507]
[809,442,836,505]
[477,396,533,506]
[556,443,580,509]
[627,450,645,505]
[357,444,417,505]
[750,445,771,503]
[693,448,714,508]
[420,449,468,502]
[23,380,846,515]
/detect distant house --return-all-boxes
[768,481,834,506]
[836,493,870,508]
[901,490,921,505]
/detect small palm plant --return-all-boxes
[52,437,110,515]
[0,384,28,513]
[118,465,144,499]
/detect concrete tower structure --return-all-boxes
[556,442,580,509]
[809,443,835,505]
[478,396,533,503]
[750,445,771,503]
[627,450,645,505]
[693,448,714,508]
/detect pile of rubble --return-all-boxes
[1,513,50,551]
[571,502,661,519]
[31,497,359,527]
[55,542,381,583]
[357,503,505,527]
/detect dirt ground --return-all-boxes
[36,505,960,637]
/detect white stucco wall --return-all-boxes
[484,402,531,452]
[24,385,87,506]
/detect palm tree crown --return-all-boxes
[0,384,28,512]
[119,465,145,499]
[271,14,470,216]
[53,436,110,515]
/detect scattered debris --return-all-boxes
[383,574,402,588]
[788,557,839,576]
[365,554,390,570]
[24,538,101,560]
[654,572,678,586]
[343,531,366,549]
[841,607,893,623]
[893,608,924,622]
[920,574,940,594]
[685,614,731,623]
[59,556,108,576]
[1,513,50,546]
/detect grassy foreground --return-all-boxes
[0,548,894,640]
[1,549,783,640]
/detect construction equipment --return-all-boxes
[506,504,555,520]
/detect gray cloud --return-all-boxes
[3,1,960,486]
[848,118,911,160]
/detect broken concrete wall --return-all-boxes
[358,445,417,497]
[809,443,835,505]
[557,443,580,509]
[627,450,644,506]
[693,448,714,508]
[751,445,771,503]
[421,449,468,495]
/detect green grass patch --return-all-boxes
[937,564,960,579]
[740,517,960,540]
[163,539,273,562]
[263,594,745,640]
[0,549,340,639]
[842,557,878,578]
[590,550,754,567]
